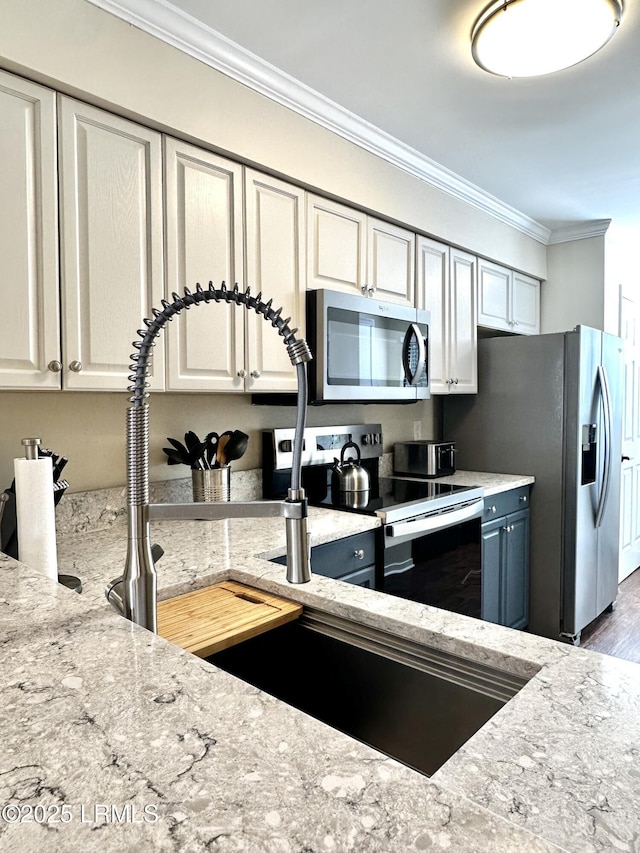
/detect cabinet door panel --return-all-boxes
[449,249,477,393]
[417,236,449,393]
[0,72,59,389]
[477,259,511,332]
[368,218,415,305]
[307,195,366,294]
[504,509,530,629]
[512,271,540,335]
[165,140,244,392]
[59,97,164,391]
[245,170,305,392]
[481,520,503,624]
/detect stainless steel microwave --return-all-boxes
[306,289,430,403]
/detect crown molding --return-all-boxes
[547,220,612,244]
[86,0,552,245]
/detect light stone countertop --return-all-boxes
[417,470,535,497]
[1,475,638,852]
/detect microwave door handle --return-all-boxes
[402,323,426,387]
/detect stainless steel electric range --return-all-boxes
[263,424,485,618]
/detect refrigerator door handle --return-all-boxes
[595,364,613,528]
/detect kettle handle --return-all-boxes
[340,441,361,465]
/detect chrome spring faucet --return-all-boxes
[106,282,313,632]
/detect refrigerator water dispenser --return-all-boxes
[581,423,597,486]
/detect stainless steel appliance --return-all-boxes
[443,326,622,644]
[394,440,456,478]
[263,424,485,617]
[305,289,430,403]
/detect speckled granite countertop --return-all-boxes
[1,474,638,852]
[405,470,535,497]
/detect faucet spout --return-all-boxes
[106,283,313,631]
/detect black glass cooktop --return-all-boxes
[312,476,479,519]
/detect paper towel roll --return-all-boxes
[14,456,58,580]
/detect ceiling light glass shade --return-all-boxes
[471,0,623,77]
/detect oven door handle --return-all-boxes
[385,499,484,539]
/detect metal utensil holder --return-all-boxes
[192,466,230,502]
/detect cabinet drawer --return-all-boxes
[482,487,530,523]
[311,530,376,579]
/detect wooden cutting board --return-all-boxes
[157,580,302,658]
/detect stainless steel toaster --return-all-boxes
[393,440,456,479]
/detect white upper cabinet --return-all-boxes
[367,218,415,304]
[307,195,414,305]
[478,259,540,335]
[164,143,306,393]
[307,195,366,294]
[0,72,60,389]
[244,169,306,393]
[58,97,164,391]
[512,270,541,335]
[418,237,477,394]
[164,139,245,392]
[448,248,478,393]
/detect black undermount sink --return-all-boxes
[208,609,528,777]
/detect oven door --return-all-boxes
[382,499,484,619]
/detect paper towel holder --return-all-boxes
[16,436,82,594]
[21,437,41,459]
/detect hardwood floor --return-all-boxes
[580,567,640,663]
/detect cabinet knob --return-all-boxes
[237,369,247,378]
[362,285,375,295]
[48,360,62,373]
[250,370,261,379]
[490,505,497,513]
[454,378,459,384]
[354,549,365,560]
[519,495,528,503]
[69,360,82,373]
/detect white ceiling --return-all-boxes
[110,0,640,235]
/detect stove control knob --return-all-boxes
[362,434,370,445]
[279,440,293,453]
[374,433,381,444]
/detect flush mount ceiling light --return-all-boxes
[471,0,624,77]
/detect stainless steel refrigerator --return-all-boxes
[443,326,622,643]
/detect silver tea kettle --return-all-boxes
[331,441,370,492]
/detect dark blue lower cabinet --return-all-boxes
[481,499,530,630]
[309,530,377,589]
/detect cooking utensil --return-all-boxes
[222,430,249,464]
[331,441,370,492]
[204,432,219,468]
[163,447,186,465]
[163,440,190,466]
[216,430,233,466]
[185,431,210,469]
